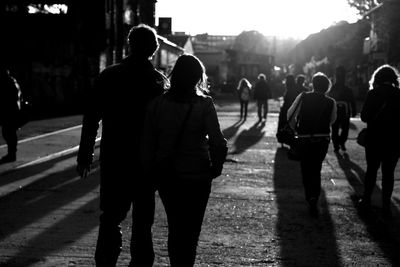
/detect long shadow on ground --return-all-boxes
[230,121,265,155]
[222,119,245,141]
[0,153,100,243]
[335,152,400,265]
[273,147,341,266]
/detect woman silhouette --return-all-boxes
[141,54,228,266]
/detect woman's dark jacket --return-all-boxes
[77,56,167,167]
[141,92,228,179]
[361,84,400,148]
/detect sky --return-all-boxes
[156,0,360,39]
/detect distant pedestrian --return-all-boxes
[0,68,21,164]
[76,24,168,266]
[328,66,357,152]
[141,54,228,266]
[253,73,272,121]
[277,74,302,144]
[287,72,336,217]
[358,64,400,218]
[295,74,310,93]
[236,77,252,120]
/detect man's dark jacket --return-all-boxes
[77,56,166,167]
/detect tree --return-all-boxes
[347,0,382,15]
[233,30,270,55]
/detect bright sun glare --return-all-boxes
[157,0,359,39]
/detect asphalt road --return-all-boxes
[0,98,399,266]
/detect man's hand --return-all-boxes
[77,163,91,179]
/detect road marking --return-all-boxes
[0,125,82,149]
[16,137,101,169]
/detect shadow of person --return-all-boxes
[230,120,265,155]
[222,118,245,141]
[273,147,341,266]
[335,152,400,265]
[334,152,365,196]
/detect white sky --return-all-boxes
[156,0,360,39]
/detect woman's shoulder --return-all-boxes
[194,93,213,103]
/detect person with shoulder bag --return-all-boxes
[287,72,337,217]
[358,64,400,218]
[141,54,227,267]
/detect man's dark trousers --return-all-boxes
[94,163,156,267]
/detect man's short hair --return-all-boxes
[127,24,159,59]
[312,72,331,93]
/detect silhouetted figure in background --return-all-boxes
[141,54,227,266]
[76,24,167,266]
[277,74,301,138]
[295,74,310,93]
[328,66,356,152]
[253,73,272,121]
[288,72,336,217]
[0,68,21,164]
[236,77,252,120]
[358,64,400,218]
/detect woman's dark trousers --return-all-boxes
[239,100,248,119]
[300,140,329,203]
[95,164,156,267]
[363,145,399,208]
[158,176,212,267]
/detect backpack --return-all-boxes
[240,87,250,101]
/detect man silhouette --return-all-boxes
[253,73,272,121]
[76,24,167,266]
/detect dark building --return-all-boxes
[0,0,161,117]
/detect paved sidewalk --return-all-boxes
[1,100,400,266]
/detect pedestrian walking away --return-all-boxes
[76,24,168,267]
[141,54,228,267]
[328,66,357,152]
[236,77,252,120]
[358,64,400,218]
[0,67,22,164]
[287,72,337,217]
[295,74,310,93]
[276,74,302,146]
[253,73,272,122]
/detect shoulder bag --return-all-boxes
[357,102,386,147]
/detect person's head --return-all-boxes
[335,66,346,84]
[312,72,331,93]
[257,73,266,81]
[285,74,296,90]
[169,54,207,96]
[369,64,400,89]
[127,24,159,59]
[296,74,306,86]
[238,78,251,90]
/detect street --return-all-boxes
[0,98,400,266]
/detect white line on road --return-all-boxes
[0,125,83,149]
